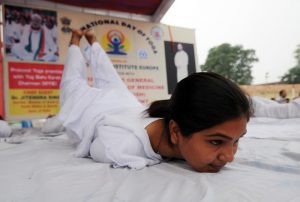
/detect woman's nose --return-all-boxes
[218,146,235,162]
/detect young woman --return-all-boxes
[57,29,251,173]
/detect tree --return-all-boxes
[201,43,259,85]
[281,44,300,84]
[295,44,300,65]
[281,67,300,83]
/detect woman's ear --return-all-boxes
[169,120,181,145]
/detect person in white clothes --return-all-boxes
[11,14,58,61]
[174,43,189,82]
[252,96,300,118]
[4,15,19,54]
[275,89,288,104]
[57,29,252,172]
[0,117,12,138]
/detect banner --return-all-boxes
[0,32,4,118]
[3,4,197,121]
[57,11,197,103]
[8,62,63,115]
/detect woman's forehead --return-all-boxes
[194,117,247,138]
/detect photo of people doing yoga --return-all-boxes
[4,5,58,62]
[55,29,252,173]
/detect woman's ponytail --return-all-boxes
[147,99,171,119]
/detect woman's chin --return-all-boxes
[194,164,225,173]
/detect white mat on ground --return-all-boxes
[0,117,299,202]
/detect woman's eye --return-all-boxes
[209,140,223,145]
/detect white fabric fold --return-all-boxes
[0,120,12,138]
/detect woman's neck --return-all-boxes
[146,119,181,159]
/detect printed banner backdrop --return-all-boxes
[8,62,63,115]
[3,4,197,121]
[58,10,197,104]
[0,33,4,118]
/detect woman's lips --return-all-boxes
[207,164,225,172]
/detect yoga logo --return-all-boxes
[101,30,130,55]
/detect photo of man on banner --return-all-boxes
[4,5,58,62]
[164,41,196,94]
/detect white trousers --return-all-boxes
[58,43,142,159]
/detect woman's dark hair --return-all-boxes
[147,72,252,139]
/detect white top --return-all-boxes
[58,43,162,169]
[275,96,287,104]
[0,120,12,138]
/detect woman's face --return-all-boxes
[172,116,247,173]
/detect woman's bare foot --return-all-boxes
[85,29,97,45]
[70,29,84,46]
